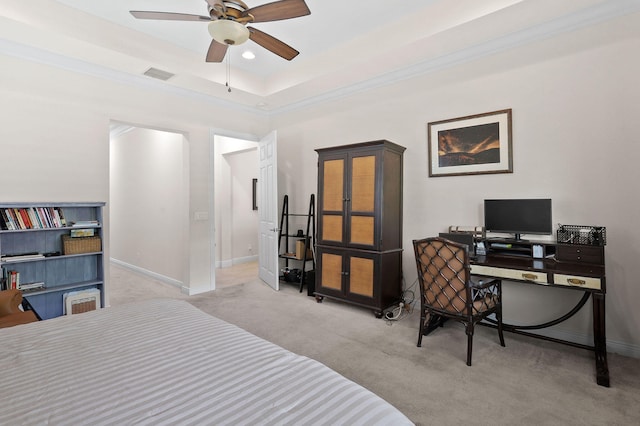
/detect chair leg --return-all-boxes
[466,323,474,366]
[497,307,505,347]
[417,309,425,347]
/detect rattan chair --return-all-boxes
[413,237,505,365]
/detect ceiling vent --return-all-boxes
[143,67,175,81]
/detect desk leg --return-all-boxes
[593,293,610,387]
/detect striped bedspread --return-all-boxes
[0,299,413,425]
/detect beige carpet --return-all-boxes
[110,263,640,425]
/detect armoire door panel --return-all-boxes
[349,256,374,297]
[320,252,343,290]
[321,215,343,242]
[322,159,344,212]
[350,155,376,213]
[349,216,374,246]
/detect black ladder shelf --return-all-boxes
[278,194,315,294]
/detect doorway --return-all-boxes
[109,122,189,296]
[213,135,260,287]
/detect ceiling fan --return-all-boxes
[130,0,310,63]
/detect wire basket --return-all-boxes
[62,235,102,254]
[556,225,606,246]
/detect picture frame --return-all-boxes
[252,178,258,210]
[427,109,513,177]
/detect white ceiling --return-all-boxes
[54,0,433,78]
[1,0,639,113]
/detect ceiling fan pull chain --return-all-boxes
[226,52,232,92]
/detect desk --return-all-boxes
[469,250,608,387]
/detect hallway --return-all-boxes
[108,261,259,305]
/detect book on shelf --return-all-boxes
[13,208,26,229]
[47,207,61,227]
[0,207,69,229]
[26,208,38,229]
[23,208,35,228]
[57,208,67,226]
[37,207,51,228]
[19,281,45,291]
[7,209,20,229]
[1,269,45,291]
[0,268,23,290]
[9,270,18,289]
[1,252,45,262]
[53,209,63,227]
[71,220,100,227]
[29,207,44,229]
[0,209,13,230]
[70,228,95,238]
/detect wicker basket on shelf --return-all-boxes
[62,235,101,255]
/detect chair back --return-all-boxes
[413,237,471,316]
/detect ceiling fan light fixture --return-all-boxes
[208,20,250,45]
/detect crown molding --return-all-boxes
[1,0,638,117]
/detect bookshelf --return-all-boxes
[278,194,315,295]
[0,202,105,320]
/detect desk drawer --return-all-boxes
[553,273,601,290]
[556,244,604,264]
[471,265,548,284]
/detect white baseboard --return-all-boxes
[216,255,258,268]
[232,255,258,265]
[217,259,233,268]
[110,258,188,294]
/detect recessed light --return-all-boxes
[242,50,256,60]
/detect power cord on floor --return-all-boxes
[384,302,406,321]
[383,277,419,325]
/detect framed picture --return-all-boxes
[252,178,258,210]
[427,109,513,177]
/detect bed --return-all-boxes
[0,299,413,425]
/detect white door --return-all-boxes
[258,131,279,290]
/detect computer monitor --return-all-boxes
[439,232,475,256]
[484,199,552,240]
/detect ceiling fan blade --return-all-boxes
[248,27,299,61]
[244,0,310,23]
[130,11,211,22]
[206,39,228,62]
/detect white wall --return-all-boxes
[0,51,269,300]
[272,13,640,354]
[214,136,260,267]
[226,150,259,262]
[110,127,186,288]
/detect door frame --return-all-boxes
[210,129,259,290]
[210,128,278,290]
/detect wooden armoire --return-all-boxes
[314,140,405,317]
